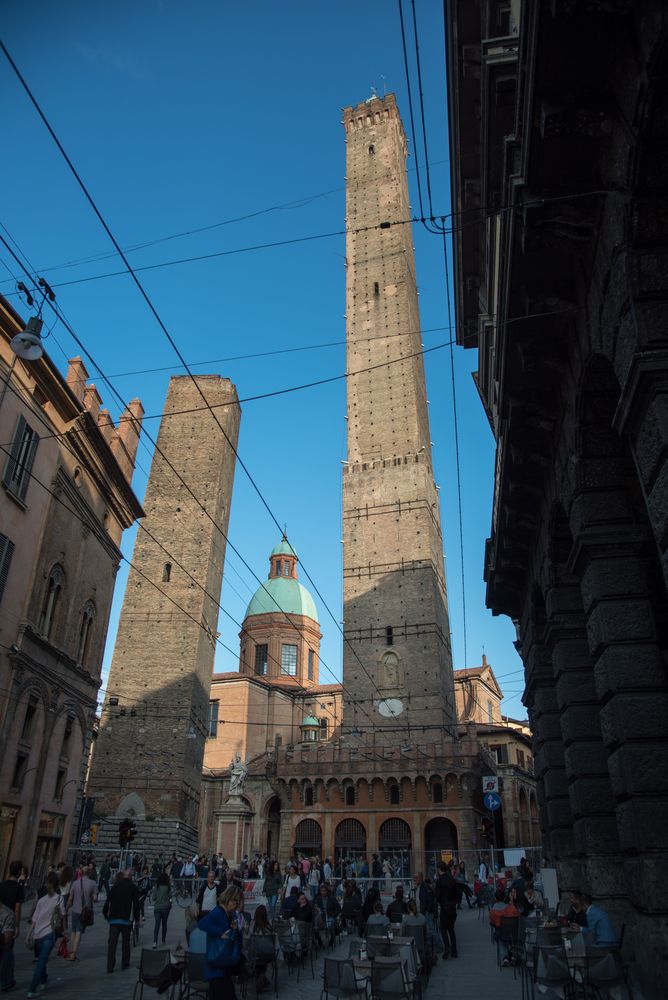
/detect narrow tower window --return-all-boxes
[389,783,400,804]
[163,563,171,583]
[368,144,375,155]
[385,626,393,646]
[345,786,355,806]
[374,282,379,296]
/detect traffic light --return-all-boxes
[128,821,137,843]
[118,819,131,846]
[90,824,98,845]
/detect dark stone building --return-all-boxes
[446,0,668,991]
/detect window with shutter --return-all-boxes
[0,534,15,603]
[2,415,38,502]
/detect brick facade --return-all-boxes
[87,375,239,856]
[342,95,456,734]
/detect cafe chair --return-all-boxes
[181,951,208,1000]
[321,957,370,999]
[584,946,628,999]
[296,919,316,980]
[370,956,412,1000]
[246,934,279,997]
[535,944,577,1000]
[275,919,301,977]
[132,948,177,1000]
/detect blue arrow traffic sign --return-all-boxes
[484,792,502,811]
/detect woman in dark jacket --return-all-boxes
[198,885,244,1000]
[263,863,282,921]
[151,873,172,947]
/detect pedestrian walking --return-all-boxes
[25,873,65,998]
[103,868,140,973]
[263,862,282,920]
[97,856,112,897]
[151,872,172,948]
[434,861,458,959]
[66,863,97,962]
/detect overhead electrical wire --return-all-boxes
[0,48,436,744]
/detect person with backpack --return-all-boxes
[25,873,65,998]
[198,885,244,999]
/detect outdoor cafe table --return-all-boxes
[354,936,419,981]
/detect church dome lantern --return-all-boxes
[300,715,320,743]
[239,535,322,687]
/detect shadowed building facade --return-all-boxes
[446,0,668,990]
[87,375,239,856]
[0,297,142,878]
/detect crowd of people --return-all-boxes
[0,847,548,999]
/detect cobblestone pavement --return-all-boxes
[9,900,523,998]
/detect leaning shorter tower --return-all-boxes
[88,375,239,856]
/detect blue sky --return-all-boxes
[0,1,526,718]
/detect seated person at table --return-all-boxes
[489,888,520,965]
[524,880,544,910]
[401,898,427,932]
[249,905,275,994]
[280,885,300,919]
[341,883,363,933]
[313,884,340,946]
[566,891,588,928]
[362,885,380,924]
[576,893,618,948]
[509,886,533,917]
[295,892,313,923]
[386,885,409,922]
[365,900,390,936]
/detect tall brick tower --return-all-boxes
[342,94,456,737]
[88,376,240,855]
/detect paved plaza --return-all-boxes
[9,900,523,999]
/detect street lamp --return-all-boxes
[9,317,44,361]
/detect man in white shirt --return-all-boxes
[196,871,220,917]
[323,858,332,882]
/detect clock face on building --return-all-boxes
[376,698,405,718]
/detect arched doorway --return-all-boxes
[266,796,281,858]
[424,818,458,874]
[334,818,366,877]
[378,818,412,877]
[294,819,322,858]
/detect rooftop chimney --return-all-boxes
[66,357,90,404]
[111,398,143,482]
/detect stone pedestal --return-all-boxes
[214,796,254,865]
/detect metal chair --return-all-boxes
[246,933,279,997]
[369,957,411,1000]
[584,946,628,999]
[320,957,370,999]
[296,919,316,980]
[132,948,177,1000]
[275,919,301,978]
[181,951,209,1000]
[365,934,388,959]
[534,945,577,1000]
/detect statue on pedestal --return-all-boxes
[229,752,248,796]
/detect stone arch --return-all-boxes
[294,818,322,856]
[264,794,281,858]
[424,817,458,857]
[334,818,366,870]
[371,777,385,803]
[118,792,146,819]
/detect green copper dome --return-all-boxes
[245,537,319,624]
[245,577,319,623]
[301,715,320,727]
